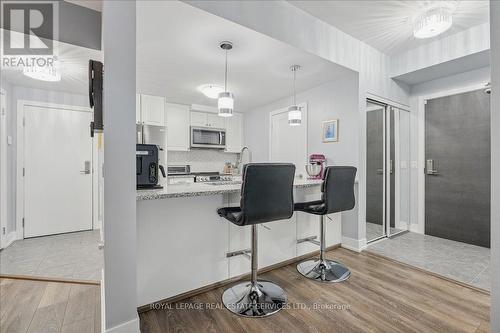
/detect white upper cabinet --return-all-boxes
[206,113,225,129]
[166,102,190,151]
[225,113,243,153]
[190,111,208,127]
[190,111,225,128]
[140,94,165,126]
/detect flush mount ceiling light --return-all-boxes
[218,41,234,117]
[23,60,61,82]
[288,65,301,126]
[198,84,224,99]
[413,6,453,39]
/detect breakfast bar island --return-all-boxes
[136,178,345,307]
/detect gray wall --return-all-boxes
[244,72,360,239]
[102,1,139,331]
[490,1,500,331]
[2,84,88,236]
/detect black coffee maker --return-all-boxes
[136,144,166,189]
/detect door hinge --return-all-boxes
[23,117,26,126]
[2,227,5,235]
[23,167,25,177]
[22,218,25,228]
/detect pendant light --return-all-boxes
[288,65,301,126]
[218,41,234,117]
[413,6,453,39]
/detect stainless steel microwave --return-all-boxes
[190,126,226,149]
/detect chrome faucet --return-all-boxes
[237,146,252,174]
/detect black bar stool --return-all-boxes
[295,166,357,282]
[217,163,295,317]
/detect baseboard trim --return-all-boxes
[341,236,366,252]
[409,223,424,234]
[105,317,140,333]
[137,243,341,313]
[1,231,16,249]
[364,250,490,295]
[0,274,100,286]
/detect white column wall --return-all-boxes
[489,1,500,331]
[102,1,139,332]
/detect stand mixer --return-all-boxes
[306,154,326,179]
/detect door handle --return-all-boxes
[426,159,438,175]
[80,160,91,175]
[376,168,383,174]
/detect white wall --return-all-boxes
[245,73,359,166]
[391,23,490,77]
[407,67,491,232]
[102,1,139,332]
[2,84,88,238]
[489,1,500,331]
[245,71,360,240]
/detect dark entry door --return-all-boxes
[425,89,490,247]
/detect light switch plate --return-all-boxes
[7,136,13,145]
[400,160,408,169]
[411,161,418,169]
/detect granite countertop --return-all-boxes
[137,178,324,201]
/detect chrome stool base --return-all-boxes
[297,259,351,282]
[222,280,287,317]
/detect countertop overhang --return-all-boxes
[137,178,324,201]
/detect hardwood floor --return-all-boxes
[0,278,101,333]
[139,248,490,333]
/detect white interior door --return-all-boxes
[24,104,93,238]
[270,104,307,177]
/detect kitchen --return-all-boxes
[2,1,497,332]
[134,0,359,308]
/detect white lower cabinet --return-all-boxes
[136,184,341,306]
[295,187,342,256]
[258,219,296,268]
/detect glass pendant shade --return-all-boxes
[23,62,61,82]
[413,7,452,39]
[288,105,302,126]
[288,65,301,126]
[218,92,234,117]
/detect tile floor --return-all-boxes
[366,232,490,291]
[0,230,103,281]
[366,222,403,242]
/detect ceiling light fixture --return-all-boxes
[198,84,224,99]
[218,41,234,117]
[413,6,453,39]
[23,60,61,82]
[288,65,301,126]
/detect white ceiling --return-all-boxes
[289,0,489,55]
[137,1,354,112]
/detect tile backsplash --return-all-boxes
[168,149,239,173]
